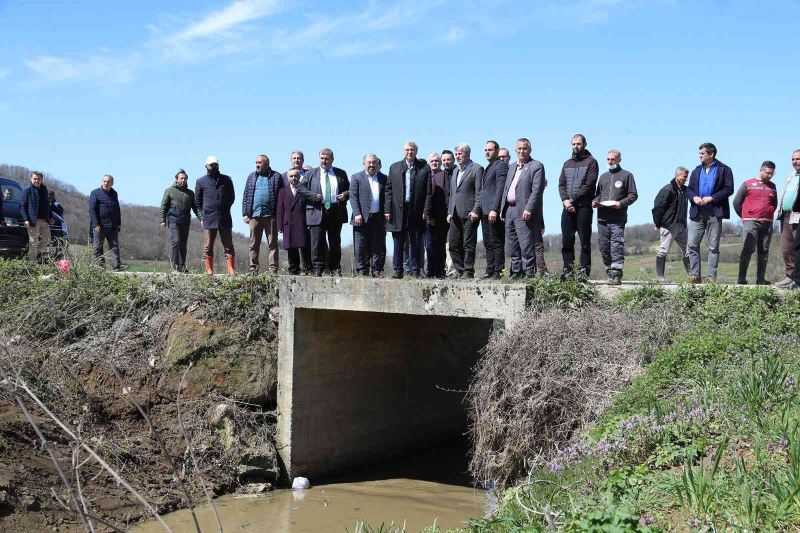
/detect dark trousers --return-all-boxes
[354,214,386,275]
[203,228,235,259]
[286,248,301,274]
[481,215,505,275]
[448,212,479,274]
[561,206,593,275]
[300,229,312,274]
[169,222,190,272]
[505,207,541,277]
[403,232,425,273]
[392,228,423,275]
[94,227,121,269]
[309,206,343,274]
[425,221,449,278]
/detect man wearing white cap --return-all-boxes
[195,156,236,275]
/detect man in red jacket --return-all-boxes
[732,161,777,284]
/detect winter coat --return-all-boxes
[242,169,282,218]
[652,179,688,230]
[733,178,777,222]
[276,186,307,249]
[21,184,51,225]
[594,167,638,223]
[195,173,235,230]
[89,187,121,229]
[558,150,599,207]
[385,158,431,231]
[160,184,201,226]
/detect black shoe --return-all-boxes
[480,272,494,280]
[392,271,403,279]
[737,278,748,285]
[460,271,474,279]
[113,264,128,272]
[314,271,323,277]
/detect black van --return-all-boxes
[0,177,28,258]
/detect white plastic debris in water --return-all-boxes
[292,477,311,490]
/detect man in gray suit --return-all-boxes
[350,153,387,277]
[447,143,484,278]
[501,138,546,278]
[297,147,350,276]
[480,140,509,279]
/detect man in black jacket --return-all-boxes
[652,167,691,280]
[196,156,236,275]
[479,140,509,279]
[89,174,123,270]
[385,141,431,278]
[558,134,599,278]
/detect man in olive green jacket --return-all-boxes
[160,169,202,272]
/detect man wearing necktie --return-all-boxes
[447,143,484,279]
[297,148,350,276]
[385,141,432,278]
[500,138,546,278]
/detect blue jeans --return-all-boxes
[393,228,424,275]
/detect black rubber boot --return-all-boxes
[737,256,749,284]
[756,256,769,285]
[655,255,666,280]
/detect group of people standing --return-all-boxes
[15,139,800,289]
[153,135,639,283]
[652,144,800,288]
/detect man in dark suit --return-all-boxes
[297,148,350,276]
[385,141,431,278]
[425,152,449,278]
[448,143,484,278]
[350,153,387,277]
[686,142,735,283]
[501,138,546,278]
[283,150,312,274]
[479,140,509,279]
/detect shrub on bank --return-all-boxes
[468,285,800,531]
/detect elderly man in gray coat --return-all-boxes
[447,143,484,278]
[500,138,546,279]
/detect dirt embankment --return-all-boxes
[0,262,280,532]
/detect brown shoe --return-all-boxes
[690,276,701,284]
[204,257,214,276]
[226,257,236,275]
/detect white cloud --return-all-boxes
[173,0,280,41]
[24,54,138,85]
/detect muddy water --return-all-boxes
[134,443,492,532]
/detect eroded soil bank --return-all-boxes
[0,261,280,532]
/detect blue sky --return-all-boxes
[1,0,798,240]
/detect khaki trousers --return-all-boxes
[27,219,51,262]
[248,217,278,271]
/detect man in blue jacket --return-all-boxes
[89,174,124,270]
[21,171,54,262]
[196,156,236,275]
[242,154,282,273]
[686,142,735,283]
